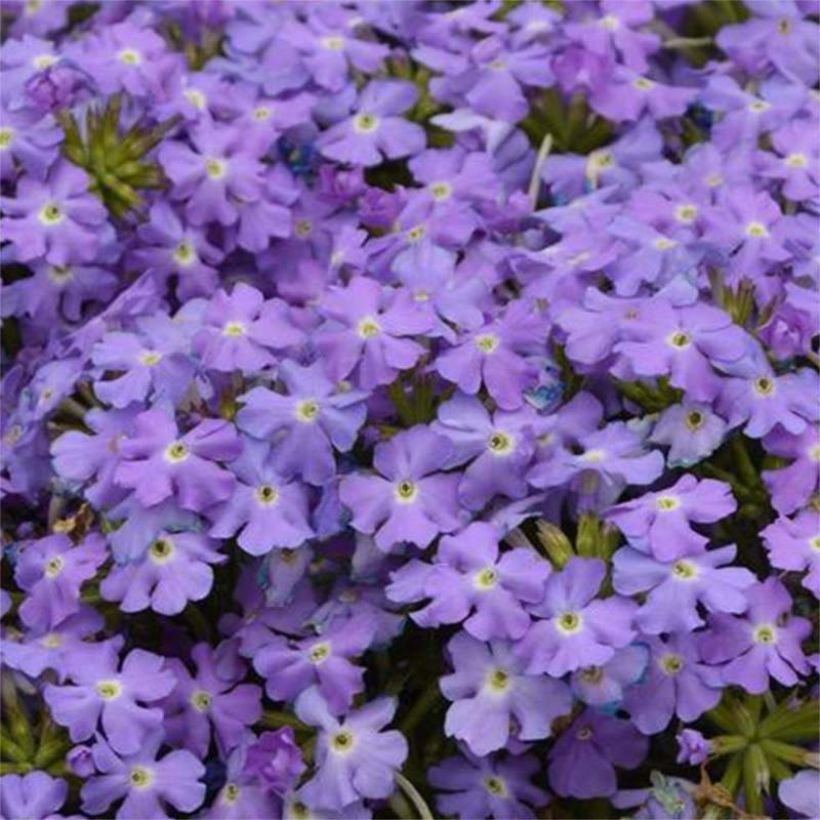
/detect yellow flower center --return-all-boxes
[164,441,189,463]
[395,480,418,503]
[357,316,382,339]
[685,410,705,431]
[295,219,313,237]
[129,766,154,788]
[484,776,508,797]
[430,181,452,201]
[255,484,279,506]
[0,127,14,149]
[353,113,380,134]
[656,495,680,511]
[633,77,655,91]
[173,241,196,266]
[580,666,604,684]
[746,221,769,238]
[475,567,499,590]
[253,106,272,121]
[487,668,511,693]
[38,202,64,226]
[191,690,212,712]
[660,653,684,675]
[331,730,355,753]
[308,642,331,664]
[118,48,142,66]
[475,333,500,353]
[32,53,57,70]
[654,237,678,251]
[44,555,64,578]
[785,152,808,168]
[149,538,175,564]
[754,376,776,397]
[96,680,123,700]
[139,350,163,366]
[223,783,241,804]
[184,89,207,110]
[488,431,514,455]
[321,36,345,50]
[675,204,699,223]
[556,611,583,634]
[667,331,692,349]
[407,224,426,242]
[41,633,62,648]
[672,560,699,580]
[754,624,777,644]
[206,157,228,180]
[223,321,247,337]
[295,399,320,422]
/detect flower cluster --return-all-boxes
[1,1,818,819]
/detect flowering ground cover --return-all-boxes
[0,1,818,818]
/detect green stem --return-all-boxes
[395,772,434,820]
[664,36,714,49]
[399,682,443,736]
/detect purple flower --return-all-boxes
[612,544,756,634]
[15,532,107,632]
[613,301,749,400]
[44,639,176,754]
[529,420,665,509]
[676,729,711,765]
[0,772,67,820]
[607,476,737,561]
[779,770,820,819]
[1,160,109,265]
[386,522,548,640]
[0,104,62,181]
[100,530,225,616]
[717,358,817,439]
[548,711,648,799]
[253,615,375,713]
[317,80,425,167]
[236,360,367,486]
[590,67,695,123]
[114,409,240,512]
[762,425,820,514]
[429,752,548,820]
[209,439,314,555]
[91,318,194,409]
[569,644,649,708]
[159,118,265,227]
[624,635,723,735]
[316,277,431,390]
[339,426,461,551]
[193,282,304,373]
[435,301,548,411]
[761,510,820,599]
[515,558,637,677]
[433,392,542,510]
[164,642,262,757]
[441,631,572,755]
[244,727,307,797]
[131,201,223,300]
[80,733,205,819]
[648,402,728,468]
[2,606,103,681]
[698,578,812,694]
[294,686,408,811]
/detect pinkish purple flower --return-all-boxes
[244,727,307,797]
[761,510,820,599]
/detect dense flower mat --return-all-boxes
[0,0,819,818]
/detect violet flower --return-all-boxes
[515,558,637,677]
[339,426,462,551]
